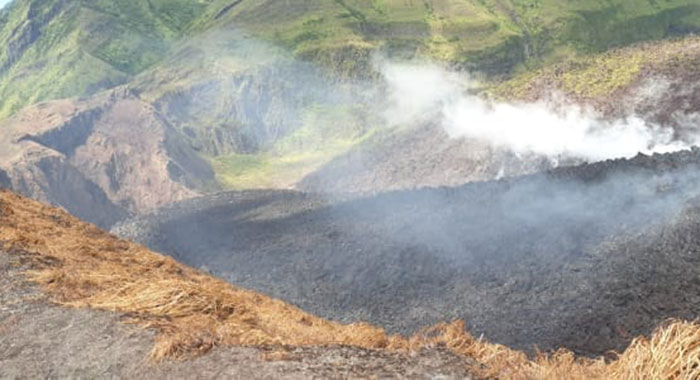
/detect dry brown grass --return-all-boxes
[1,189,699,379]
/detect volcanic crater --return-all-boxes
[114,147,700,356]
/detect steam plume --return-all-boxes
[380,62,692,161]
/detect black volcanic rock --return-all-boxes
[115,148,700,356]
[0,168,10,188]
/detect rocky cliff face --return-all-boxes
[7,150,127,227]
[0,88,215,227]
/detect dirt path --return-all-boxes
[0,252,476,379]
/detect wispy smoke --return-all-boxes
[379,62,692,161]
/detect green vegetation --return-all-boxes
[3,0,700,120]
[492,35,700,100]
[204,0,523,75]
[200,0,700,75]
[3,0,700,190]
[211,104,376,190]
[0,0,213,119]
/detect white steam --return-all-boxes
[380,62,691,161]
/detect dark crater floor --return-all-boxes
[115,148,700,356]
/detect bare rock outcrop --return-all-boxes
[0,88,215,227]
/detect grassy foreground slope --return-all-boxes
[2,189,700,378]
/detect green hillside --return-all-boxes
[3,0,700,120]
[3,0,700,189]
[0,0,212,119]
[200,0,700,74]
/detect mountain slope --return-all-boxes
[0,189,477,379]
[4,0,700,121]
[0,88,215,226]
[5,189,700,378]
[202,0,700,75]
[0,0,211,120]
[3,0,700,224]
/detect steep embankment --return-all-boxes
[0,88,214,227]
[117,148,700,357]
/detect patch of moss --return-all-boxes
[489,35,700,101]
[560,53,644,98]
